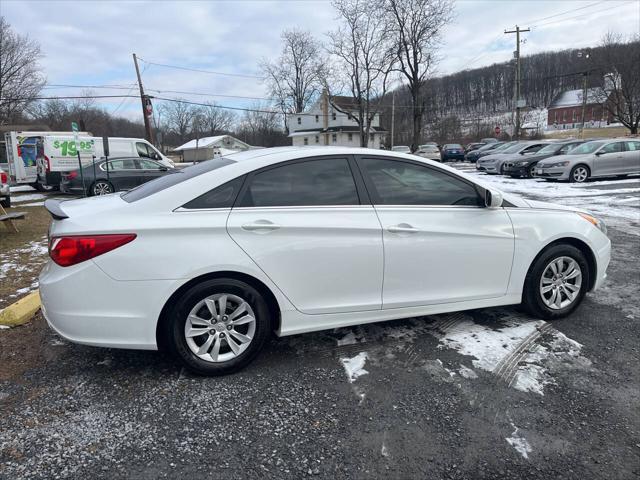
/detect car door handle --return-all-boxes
[387,224,419,234]
[241,220,281,231]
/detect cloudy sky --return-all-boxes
[2,0,639,121]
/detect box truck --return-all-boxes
[4,132,173,190]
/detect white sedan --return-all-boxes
[40,147,611,375]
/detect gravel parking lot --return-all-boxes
[1,175,639,480]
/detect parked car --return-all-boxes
[391,146,411,153]
[0,166,10,208]
[481,138,499,144]
[441,144,465,161]
[536,138,640,183]
[465,142,485,153]
[415,145,441,161]
[503,141,585,178]
[41,146,610,376]
[60,157,176,196]
[476,141,547,174]
[466,141,516,163]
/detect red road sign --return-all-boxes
[494,126,501,135]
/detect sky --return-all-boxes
[2,0,639,122]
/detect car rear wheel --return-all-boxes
[570,165,590,183]
[0,197,10,208]
[165,278,271,376]
[527,164,536,178]
[91,180,114,196]
[522,244,589,320]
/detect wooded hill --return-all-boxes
[380,39,639,144]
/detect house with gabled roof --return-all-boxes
[287,93,386,148]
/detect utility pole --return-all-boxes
[391,91,396,148]
[133,53,154,144]
[577,49,592,139]
[505,26,529,140]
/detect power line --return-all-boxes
[533,2,632,27]
[525,1,602,25]
[136,57,266,80]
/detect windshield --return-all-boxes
[121,157,235,202]
[420,146,439,152]
[501,143,526,154]
[568,141,606,154]
[537,143,564,154]
[444,144,462,149]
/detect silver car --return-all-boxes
[536,138,640,183]
[476,141,548,174]
[415,145,441,161]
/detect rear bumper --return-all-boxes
[443,154,465,161]
[39,260,182,350]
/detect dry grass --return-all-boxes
[543,126,630,140]
[0,205,51,309]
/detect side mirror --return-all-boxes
[595,151,604,156]
[485,189,503,208]
[159,166,168,172]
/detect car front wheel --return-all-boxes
[570,165,590,183]
[523,244,590,320]
[165,278,271,376]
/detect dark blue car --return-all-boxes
[441,144,465,162]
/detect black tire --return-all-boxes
[0,197,10,208]
[569,164,590,183]
[522,244,590,320]
[527,164,536,178]
[33,182,55,192]
[164,278,271,376]
[90,180,114,196]
[499,164,505,175]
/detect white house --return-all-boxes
[173,135,251,162]
[288,93,386,148]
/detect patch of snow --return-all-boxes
[429,314,591,395]
[506,423,532,459]
[21,201,45,207]
[458,365,478,379]
[0,325,10,330]
[11,193,46,202]
[9,185,34,192]
[337,331,359,346]
[340,352,369,383]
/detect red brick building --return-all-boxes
[547,88,613,130]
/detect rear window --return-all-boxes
[121,157,236,203]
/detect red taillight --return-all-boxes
[49,234,136,267]
[66,171,78,180]
[45,155,51,172]
[0,172,7,184]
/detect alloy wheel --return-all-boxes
[93,181,113,195]
[184,293,256,363]
[539,256,582,310]
[572,167,588,183]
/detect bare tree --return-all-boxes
[201,102,236,136]
[160,99,193,143]
[592,32,640,134]
[0,16,46,124]
[327,0,395,147]
[261,29,325,124]
[236,103,288,147]
[383,0,454,151]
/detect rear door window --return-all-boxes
[600,142,624,154]
[238,158,359,207]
